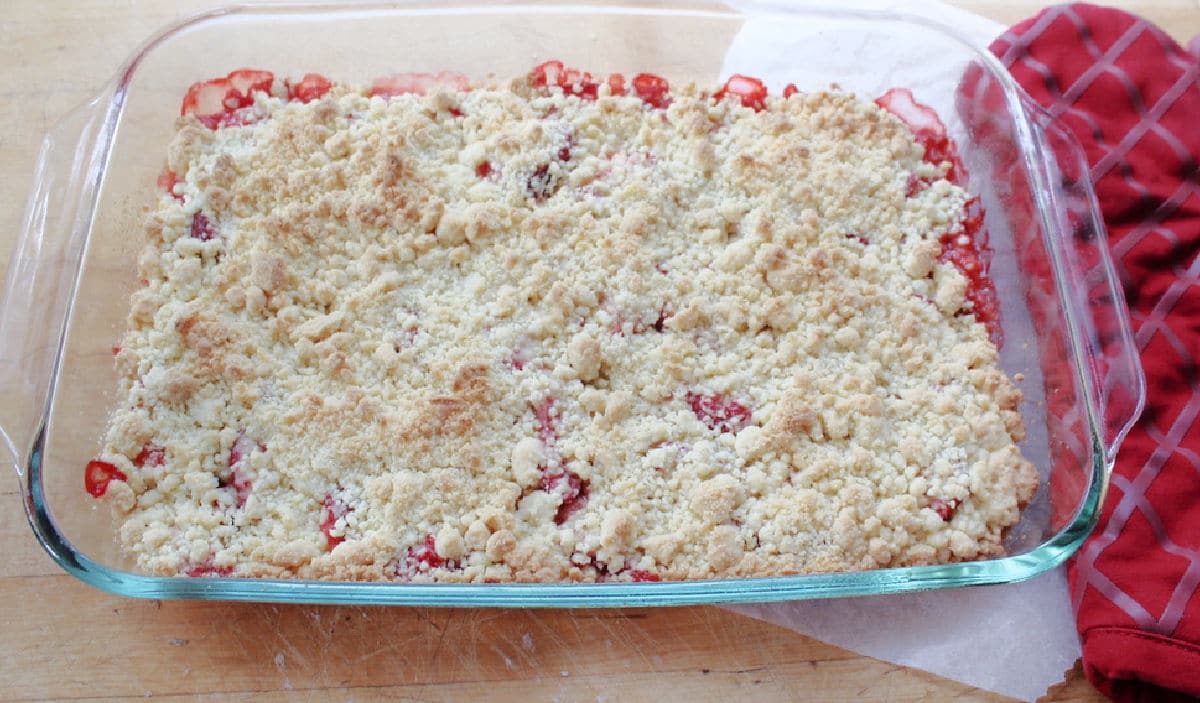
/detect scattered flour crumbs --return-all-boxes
[93,73,1037,582]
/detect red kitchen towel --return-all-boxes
[989,4,1200,700]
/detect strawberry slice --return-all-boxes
[686,392,752,433]
[530,61,566,88]
[84,460,127,498]
[227,69,274,97]
[607,73,627,97]
[287,73,332,103]
[631,73,670,109]
[530,62,601,99]
[181,78,238,117]
[716,74,768,111]
[369,71,470,98]
[319,493,353,549]
[563,68,601,99]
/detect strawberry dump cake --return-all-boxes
[88,64,1037,582]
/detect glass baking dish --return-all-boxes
[1,2,1145,606]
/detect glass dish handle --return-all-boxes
[1031,109,1146,466]
[0,92,116,481]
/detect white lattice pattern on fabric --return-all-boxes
[996,5,1200,637]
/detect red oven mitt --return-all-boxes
[989,4,1200,700]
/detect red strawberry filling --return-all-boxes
[286,73,332,103]
[928,497,962,521]
[475,160,494,178]
[532,396,559,453]
[938,198,1000,343]
[319,493,353,549]
[541,471,589,525]
[905,173,923,198]
[507,347,528,371]
[397,534,452,575]
[222,433,263,508]
[409,534,447,568]
[686,392,752,433]
[526,163,555,203]
[531,61,602,100]
[525,134,575,203]
[184,560,234,577]
[181,69,275,129]
[530,62,671,109]
[874,88,1000,344]
[631,73,671,109]
[558,142,573,163]
[157,169,184,202]
[608,73,627,97]
[84,460,126,498]
[627,569,661,582]
[527,397,588,523]
[783,83,799,99]
[716,74,768,111]
[227,432,261,467]
[133,443,165,468]
[190,211,216,241]
[874,87,964,186]
[227,68,274,97]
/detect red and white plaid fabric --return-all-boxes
[990,4,1200,700]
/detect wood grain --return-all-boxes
[3,1,1198,701]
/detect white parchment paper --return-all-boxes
[719,3,1081,700]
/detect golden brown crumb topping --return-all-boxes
[98,77,1037,582]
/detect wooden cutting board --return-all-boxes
[2,1,1197,701]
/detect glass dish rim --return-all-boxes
[12,0,1137,606]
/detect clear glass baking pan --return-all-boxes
[1,2,1145,606]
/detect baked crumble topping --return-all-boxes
[89,68,1037,582]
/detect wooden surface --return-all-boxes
[2,1,1198,701]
